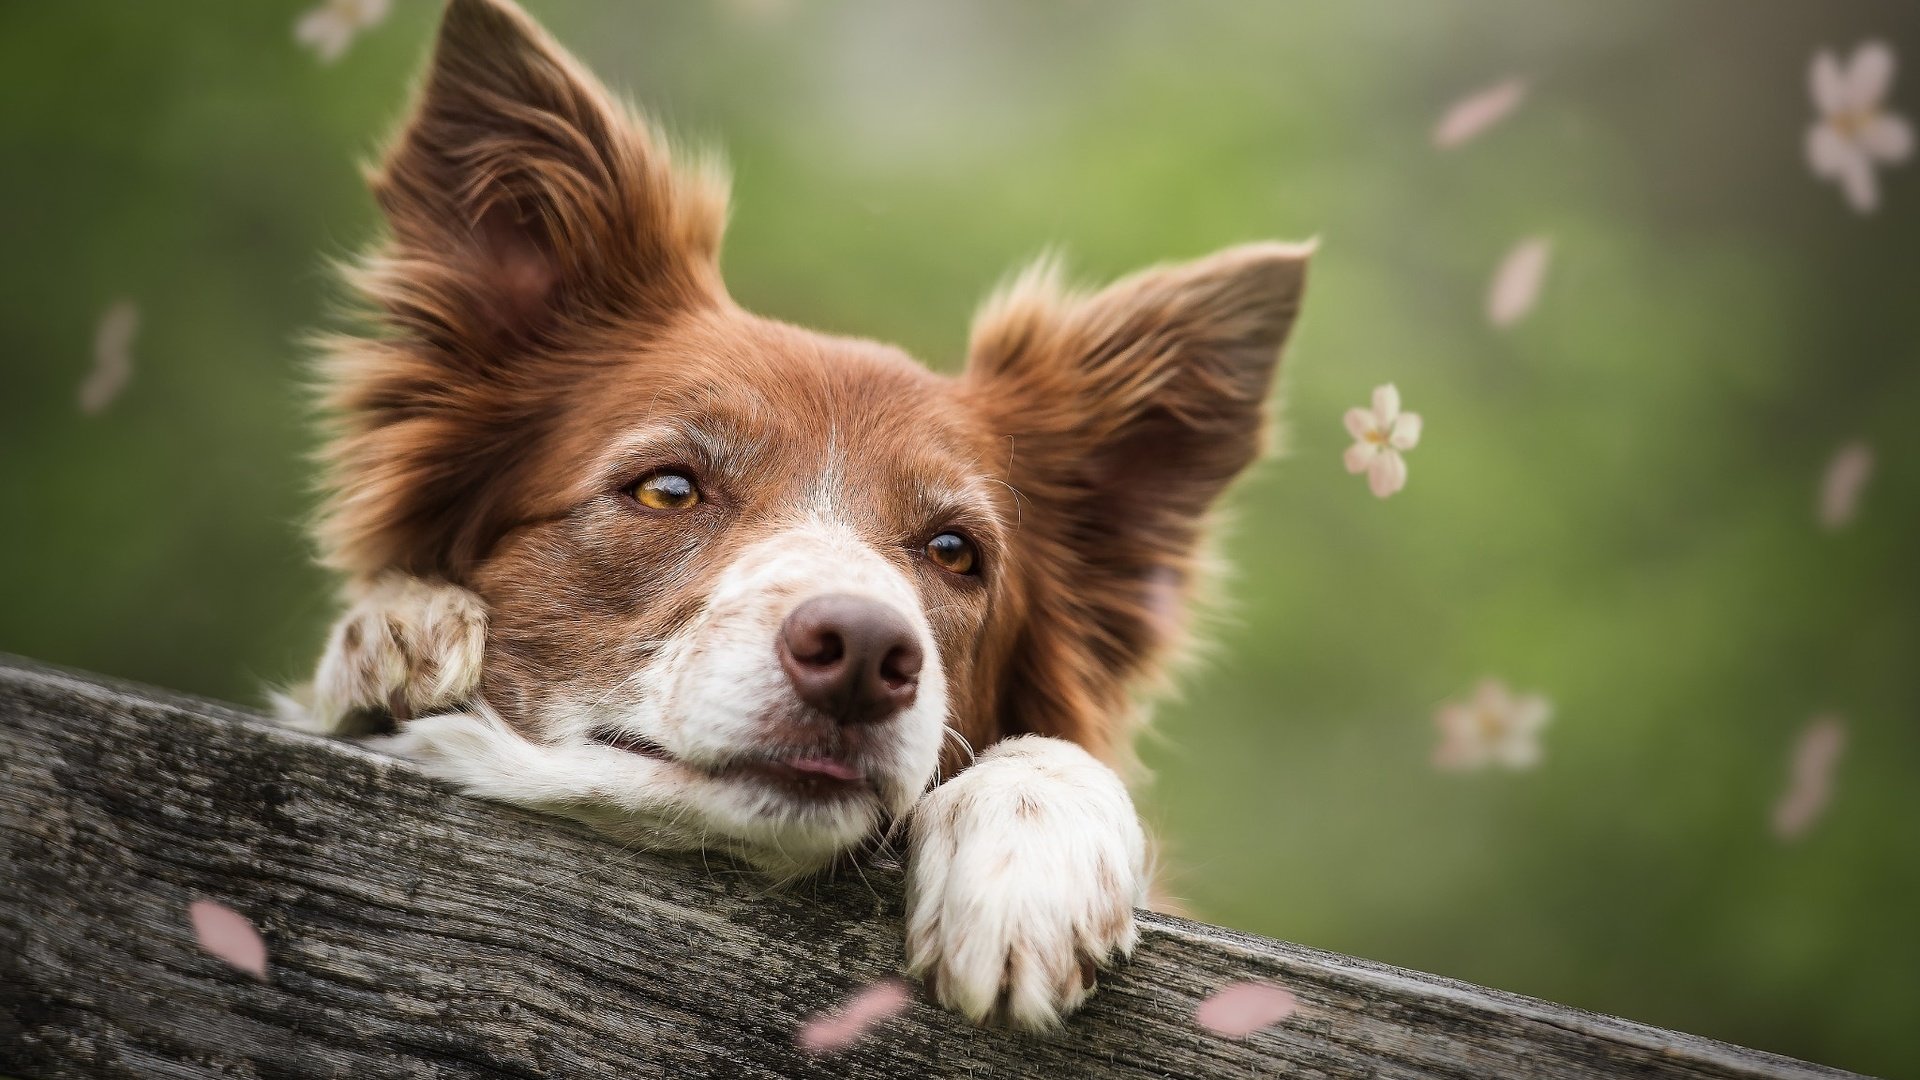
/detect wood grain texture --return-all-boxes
[0,655,1859,1079]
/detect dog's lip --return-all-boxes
[728,756,872,801]
[588,729,870,791]
[780,755,866,782]
[589,728,672,761]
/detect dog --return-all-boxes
[285,0,1309,1031]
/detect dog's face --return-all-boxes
[317,0,1307,876]
[465,319,1002,870]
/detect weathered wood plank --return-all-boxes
[0,655,1858,1079]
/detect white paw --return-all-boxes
[296,573,488,734]
[905,736,1147,1030]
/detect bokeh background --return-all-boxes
[4,1,1918,1074]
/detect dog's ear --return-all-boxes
[369,0,728,348]
[317,0,729,579]
[962,242,1311,761]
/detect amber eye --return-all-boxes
[925,532,978,575]
[630,470,700,510]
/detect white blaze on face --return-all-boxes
[591,507,944,826]
[672,515,948,776]
[655,513,949,812]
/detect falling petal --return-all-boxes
[1860,114,1914,163]
[295,0,391,65]
[1818,440,1874,530]
[80,299,139,415]
[1389,412,1423,451]
[1370,383,1402,426]
[1487,236,1552,328]
[1806,123,1856,179]
[1366,448,1408,499]
[1838,154,1881,214]
[1343,406,1379,442]
[798,979,912,1053]
[1433,679,1551,772]
[1810,50,1849,115]
[1196,981,1298,1038]
[189,899,268,980]
[1843,41,1897,112]
[1432,78,1528,150]
[1772,715,1846,841]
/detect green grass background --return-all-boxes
[3,2,1917,1074]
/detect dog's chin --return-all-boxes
[576,784,884,882]
[373,705,912,882]
[603,747,889,869]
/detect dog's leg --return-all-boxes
[905,735,1147,1030]
[278,573,488,735]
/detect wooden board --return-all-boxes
[0,655,1859,1079]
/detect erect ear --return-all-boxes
[316,0,730,579]
[961,242,1311,761]
[365,0,729,351]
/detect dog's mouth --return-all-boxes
[589,728,872,802]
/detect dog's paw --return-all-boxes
[295,573,488,734]
[905,736,1147,1031]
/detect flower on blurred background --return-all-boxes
[295,0,392,65]
[1433,679,1552,771]
[1487,236,1553,328]
[1806,41,1912,214]
[1773,715,1846,841]
[1817,440,1874,531]
[79,299,138,416]
[1344,384,1422,498]
[1432,77,1528,150]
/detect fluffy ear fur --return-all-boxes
[315,0,730,580]
[961,242,1312,762]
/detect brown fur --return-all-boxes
[314,0,1309,772]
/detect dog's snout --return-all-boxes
[777,594,922,724]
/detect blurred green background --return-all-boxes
[3,1,1917,1074]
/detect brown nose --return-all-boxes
[777,594,922,724]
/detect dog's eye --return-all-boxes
[924,532,978,575]
[630,470,700,510]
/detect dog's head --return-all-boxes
[318,0,1308,877]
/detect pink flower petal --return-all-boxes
[1366,449,1407,498]
[1818,440,1874,530]
[1432,78,1528,150]
[1810,50,1849,115]
[1861,114,1913,163]
[1344,441,1379,475]
[1839,154,1880,213]
[80,299,139,416]
[1772,715,1846,841]
[1196,981,1298,1038]
[797,979,911,1053]
[1806,122,1855,179]
[1487,237,1552,328]
[1343,406,1379,442]
[1844,41,1897,111]
[1389,412,1423,451]
[189,899,268,981]
[1370,383,1402,426]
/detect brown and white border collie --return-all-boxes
[284,0,1309,1031]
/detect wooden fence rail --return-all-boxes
[0,655,1860,1079]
